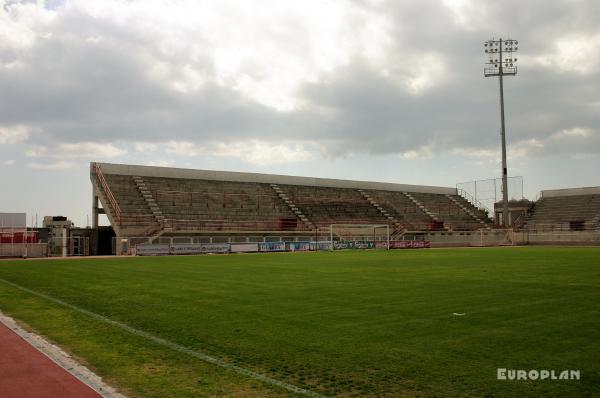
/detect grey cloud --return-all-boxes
[0,0,599,161]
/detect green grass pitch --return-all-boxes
[0,247,599,397]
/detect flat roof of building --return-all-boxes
[94,162,457,195]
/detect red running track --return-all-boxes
[0,322,100,398]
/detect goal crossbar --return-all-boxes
[329,224,390,250]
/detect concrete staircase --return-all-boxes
[402,192,437,221]
[132,176,171,234]
[445,194,490,229]
[357,189,405,232]
[269,184,315,229]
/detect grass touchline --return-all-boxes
[0,247,598,397]
[0,277,324,398]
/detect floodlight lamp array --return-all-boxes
[484,39,519,54]
[484,38,519,69]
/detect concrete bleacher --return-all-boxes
[525,187,600,230]
[409,192,490,230]
[102,174,156,232]
[278,185,388,228]
[451,195,491,222]
[91,162,492,238]
[361,190,433,229]
[144,177,302,232]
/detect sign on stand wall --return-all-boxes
[259,242,286,252]
[136,244,170,256]
[134,240,430,256]
[230,243,259,253]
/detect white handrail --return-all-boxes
[457,189,492,216]
[91,162,122,225]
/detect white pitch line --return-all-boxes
[0,278,325,398]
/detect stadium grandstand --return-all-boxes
[524,186,600,232]
[90,162,492,243]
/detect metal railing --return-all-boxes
[160,218,315,233]
[91,162,122,225]
[534,191,543,202]
[138,218,491,235]
[512,212,525,228]
[457,189,492,217]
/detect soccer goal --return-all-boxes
[329,224,390,250]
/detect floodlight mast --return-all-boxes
[484,38,518,227]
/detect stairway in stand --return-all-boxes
[357,189,405,236]
[269,184,315,230]
[402,192,437,221]
[445,194,491,229]
[132,176,171,235]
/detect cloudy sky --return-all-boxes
[1,0,599,226]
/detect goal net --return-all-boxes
[329,224,390,249]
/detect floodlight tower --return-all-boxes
[484,38,518,227]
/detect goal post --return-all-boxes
[329,224,390,250]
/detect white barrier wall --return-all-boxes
[0,243,48,258]
[426,230,511,247]
[136,244,170,256]
[133,240,432,256]
[172,243,230,254]
[526,231,600,245]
